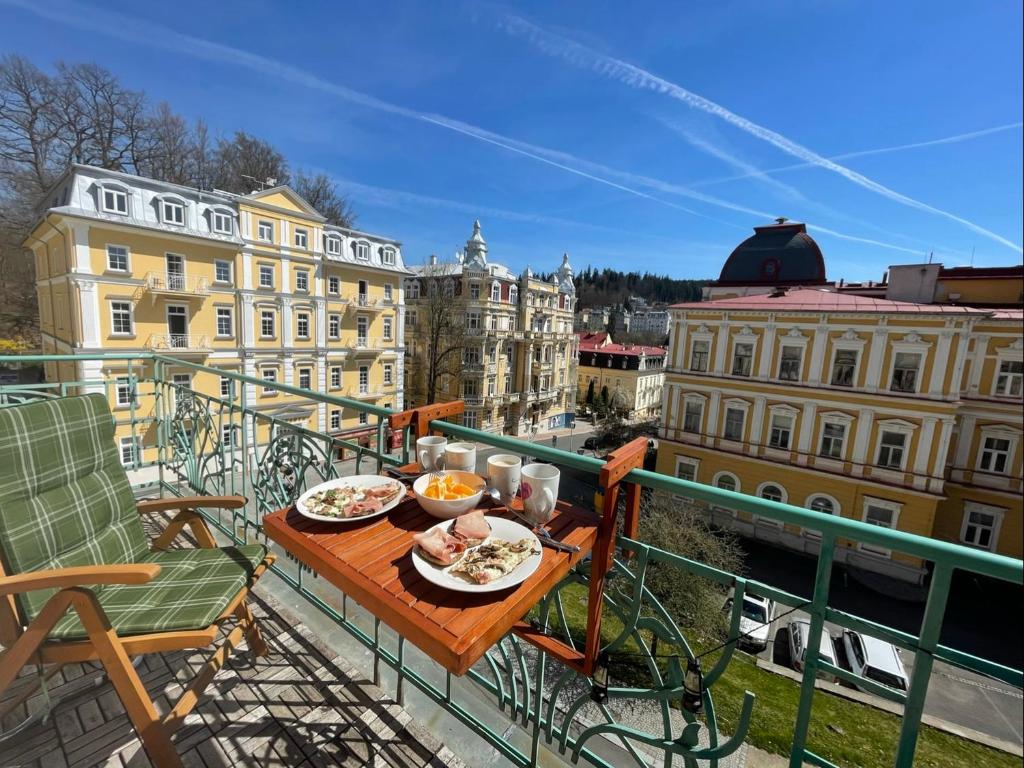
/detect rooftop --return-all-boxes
[672,287,995,315]
[715,220,827,287]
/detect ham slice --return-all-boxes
[453,510,491,545]
[413,528,467,566]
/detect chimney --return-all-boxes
[769,286,789,298]
[429,254,437,266]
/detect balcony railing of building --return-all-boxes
[345,294,387,311]
[145,333,211,352]
[0,352,1021,768]
[143,271,210,296]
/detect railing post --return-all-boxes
[789,531,836,767]
[894,562,953,767]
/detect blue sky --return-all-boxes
[2,0,1022,280]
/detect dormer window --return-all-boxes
[160,198,185,226]
[354,241,370,260]
[325,234,342,256]
[382,247,396,265]
[100,185,129,215]
[490,282,500,302]
[211,208,234,235]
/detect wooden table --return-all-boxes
[262,489,600,675]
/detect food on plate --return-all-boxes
[452,510,491,546]
[413,527,467,566]
[423,473,478,501]
[305,481,402,519]
[450,538,539,584]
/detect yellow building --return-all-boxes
[576,331,666,422]
[27,164,408,465]
[657,223,1023,583]
[404,221,577,435]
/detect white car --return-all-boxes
[787,619,838,681]
[842,630,909,693]
[724,590,775,651]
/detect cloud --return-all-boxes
[491,8,1023,254]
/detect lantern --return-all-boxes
[590,651,610,703]
[682,657,704,714]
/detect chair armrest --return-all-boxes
[136,495,247,514]
[0,564,160,596]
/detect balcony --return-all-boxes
[0,352,1021,768]
[346,295,388,312]
[145,333,211,353]
[143,271,209,299]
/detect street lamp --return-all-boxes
[682,657,705,714]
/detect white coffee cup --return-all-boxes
[445,441,477,472]
[486,454,522,504]
[417,436,447,471]
[521,463,560,527]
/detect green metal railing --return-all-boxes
[1,352,1021,768]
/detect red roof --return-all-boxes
[579,340,666,357]
[990,308,1024,320]
[670,289,991,315]
[576,331,609,346]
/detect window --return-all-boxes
[715,473,738,492]
[358,365,369,394]
[809,496,835,515]
[359,412,368,426]
[102,187,128,215]
[731,343,753,376]
[161,199,185,226]
[296,312,310,339]
[216,307,233,337]
[356,316,368,345]
[110,301,133,335]
[257,220,273,241]
[466,312,480,330]
[819,423,847,459]
[769,412,794,449]
[862,500,898,556]
[778,346,802,381]
[328,313,340,339]
[106,245,129,271]
[831,349,857,387]
[490,282,500,302]
[171,374,191,409]
[408,281,420,299]
[260,310,275,338]
[890,352,921,393]
[995,360,1023,397]
[760,484,784,503]
[383,317,393,341]
[961,504,1002,550]
[675,457,698,483]
[295,270,309,292]
[384,284,393,302]
[115,376,136,407]
[214,259,232,284]
[509,286,518,304]
[212,210,233,235]
[690,340,709,372]
[382,247,396,265]
[325,235,341,256]
[330,366,341,389]
[330,409,341,430]
[220,376,232,398]
[355,241,369,260]
[221,425,235,449]
[470,283,481,300]
[298,368,312,389]
[723,407,745,441]
[682,399,703,434]
[383,363,393,385]
[294,229,308,249]
[258,264,274,288]
[979,436,1011,474]
[119,436,138,467]
[261,368,278,394]
[877,431,907,469]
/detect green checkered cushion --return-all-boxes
[48,544,267,640]
[0,394,267,638]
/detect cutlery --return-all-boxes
[483,487,580,553]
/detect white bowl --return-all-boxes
[412,470,486,519]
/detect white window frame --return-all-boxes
[109,300,134,336]
[330,366,342,389]
[383,317,393,341]
[509,286,518,304]
[214,259,233,284]
[328,275,341,295]
[258,263,274,289]
[755,482,787,528]
[354,241,370,261]
[976,427,1019,476]
[959,502,1005,551]
[490,281,501,302]
[260,367,278,395]
[325,234,342,257]
[721,398,749,444]
[817,411,853,465]
[778,344,804,382]
[730,333,756,377]
[886,334,931,395]
[330,409,341,431]
[114,376,136,408]
[358,365,369,394]
[106,244,130,272]
[711,471,741,516]
[689,335,712,372]
[859,497,901,557]
[328,313,341,340]
[672,456,700,499]
[211,208,234,235]
[382,247,396,265]
[215,306,234,338]
[829,333,866,387]
[296,311,311,340]
[294,269,309,293]
[159,197,186,227]
[257,220,274,242]
[359,411,369,426]
[681,394,706,437]
[469,283,481,301]
[259,309,276,339]
[220,376,232,398]
[407,280,420,300]
[767,404,798,454]
[384,284,393,302]
[119,436,139,467]
[294,228,308,249]
[383,363,393,386]
[993,347,1024,398]
[99,184,129,215]
[873,419,917,473]
[803,493,841,539]
[297,367,312,389]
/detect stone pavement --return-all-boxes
[0,589,466,768]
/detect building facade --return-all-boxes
[576,332,665,422]
[658,227,1023,583]
[630,306,672,338]
[574,306,611,333]
[404,221,577,435]
[28,164,408,465]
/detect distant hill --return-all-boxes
[571,267,710,308]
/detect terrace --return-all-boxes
[0,352,1021,768]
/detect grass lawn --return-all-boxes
[538,583,1017,768]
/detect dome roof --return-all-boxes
[717,220,826,286]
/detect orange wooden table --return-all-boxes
[262,489,600,675]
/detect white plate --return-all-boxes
[296,475,406,523]
[411,516,542,593]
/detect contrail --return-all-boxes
[692,122,1024,188]
[492,8,1023,254]
[0,0,930,257]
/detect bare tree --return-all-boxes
[136,102,194,185]
[293,170,356,228]
[407,259,465,408]
[0,55,64,193]
[212,131,289,193]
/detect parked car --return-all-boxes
[723,590,775,652]
[787,619,838,681]
[841,630,909,693]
